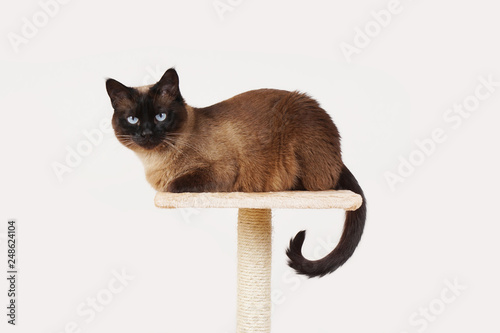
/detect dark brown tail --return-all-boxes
[286,165,366,278]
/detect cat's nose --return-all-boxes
[141,129,153,138]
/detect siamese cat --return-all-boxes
[106,68,366,278]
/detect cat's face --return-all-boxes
[106,68,187,151]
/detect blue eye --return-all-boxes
[155,113,167,122]
[127,116,139,124]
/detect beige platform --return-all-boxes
[154,190,362,333]
[155,190,362,210]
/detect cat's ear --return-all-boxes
[156,68,181,99]
[106,78,134,109]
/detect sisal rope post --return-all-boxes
[237,208,272,333]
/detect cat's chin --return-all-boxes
[136,141,162,150]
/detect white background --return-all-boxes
[1,0,499,332]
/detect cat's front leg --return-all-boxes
[166,168,219,193]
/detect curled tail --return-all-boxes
[286,165,366,278]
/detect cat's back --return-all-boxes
[193,89,338,146]
[196,88,325,122]
[197,88,289,116]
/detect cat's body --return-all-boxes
[138,88,342,193]
[106,68,366,278]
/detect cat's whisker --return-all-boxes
[120,140,135,148]
[161,138,183,155]
[166,132,202,138]
[114,135,137,148]
[171,137,205,157]
[163,134,206,157]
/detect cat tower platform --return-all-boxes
[154,190,363,333]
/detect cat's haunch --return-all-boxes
[106,68,366,278]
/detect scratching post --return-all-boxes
[237,208,272,332]
[155,190,362,333]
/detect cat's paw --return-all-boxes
[166,173,213,193]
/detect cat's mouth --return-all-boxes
[134,137,162,150]
[115,134,164,151]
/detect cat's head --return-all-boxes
[105,68,187,151]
